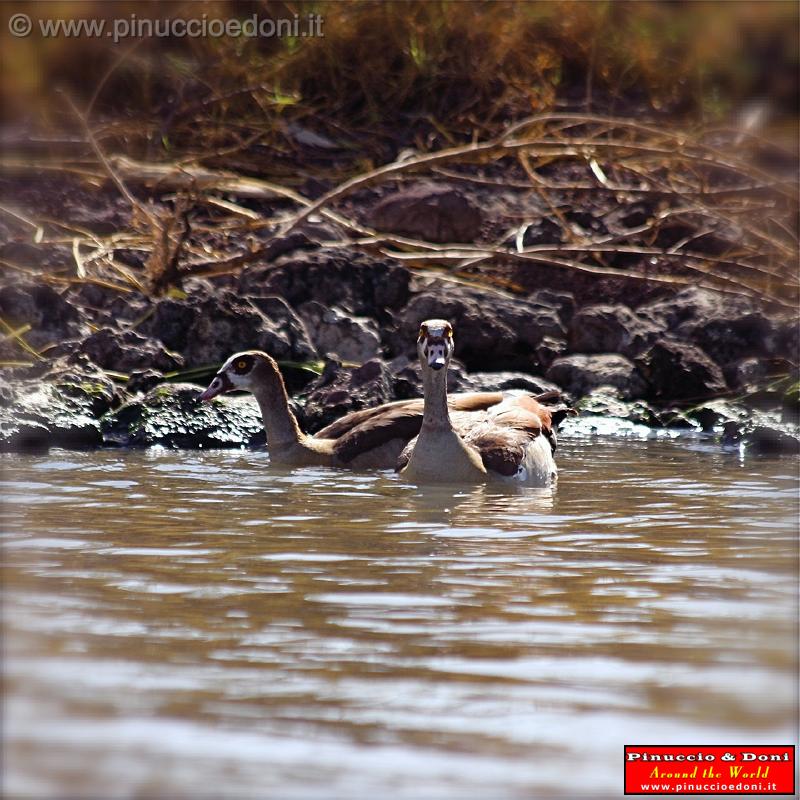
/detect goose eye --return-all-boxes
[235,359,249,372]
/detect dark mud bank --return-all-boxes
[2,249,797,456]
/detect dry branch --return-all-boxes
[4,109,795,306]
[144,198,191,295]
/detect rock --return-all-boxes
[546,354,647,399]
[44,360,123,418]
[65,282,149,326]
[637,286,776,369]
[247,295,316,349]
[0,418,53,452]
[240,250,410,320]
[184,277,226,296]
[252,231,318,262]
[300,358,394,432]
[101,383,265,448]
[744,426,800,455]
[0,282,86,350]
[727,357,771,390]
[575,386,656,425]
[390,355,474,399]
[636,338,727,404]
[558,414,653,440]
[297,301,381,363]
[535,336,568,370]
[649,408,702,430]
[393,281,565,371]
[126,369,165,395]
[81,327,184,373]
[687,399,749,432]
[0,337,21,361]
[692,313,773,367]
[33,339,82,362]
[136,297,198,352]
[688,402,800,452]
[723,357,797,407]
[368,184,482,243]
[530,289,576,325]
[721,412,800,455]
[568,304,659,358]
[0,381,104,452]
[0,376,14,406]
[741,426,800,454]
[461,371,562,396]
[772,317,799,359]
[637,286,754,331]
[784,380,800,413]
[139,292,316,368]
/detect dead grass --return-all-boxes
[1,110,796,310]
[0,2,797,310]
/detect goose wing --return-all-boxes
[315,389,568,441]
[314,391,503,440]
[314,398,420,441]
[460,392,576,476]
[333,404,426,464]
[490,392,577,454]
[466,393,577,474]
[455,401,543,476]
[327,391,504,464]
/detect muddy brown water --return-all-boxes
[2,436,797,798]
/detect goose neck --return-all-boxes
[422,365,452,430]
[250,370,304,450]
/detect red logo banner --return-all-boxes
[624,745,795,795]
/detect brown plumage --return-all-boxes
[460,399,554,476]
[315,391,503,440]
[396,395,573,476]
[397,320,575,484]
[320,392,505,463]
[198,350,508,469]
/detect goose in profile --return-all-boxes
[198,350,508,469]
[397,320,572,484]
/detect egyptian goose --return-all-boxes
[198,350,507,469]
[397,320,572,484]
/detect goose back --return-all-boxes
[317,391,505,465]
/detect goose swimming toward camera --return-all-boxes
[198,350,513,470]
[397,320,574,484]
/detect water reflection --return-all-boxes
[399,481,556,529]
[2,439,797,798]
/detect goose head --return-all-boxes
[417,319,454,373]
[198,351,276,401]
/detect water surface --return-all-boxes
[2,437,797,798]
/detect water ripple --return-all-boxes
[2,440,796,798]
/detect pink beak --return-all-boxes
[198,373,231,402]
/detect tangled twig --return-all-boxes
[0,111,795,307]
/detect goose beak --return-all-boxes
[198,373,232,402]
[425,339,448,371]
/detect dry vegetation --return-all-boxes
[1,1,798,319]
